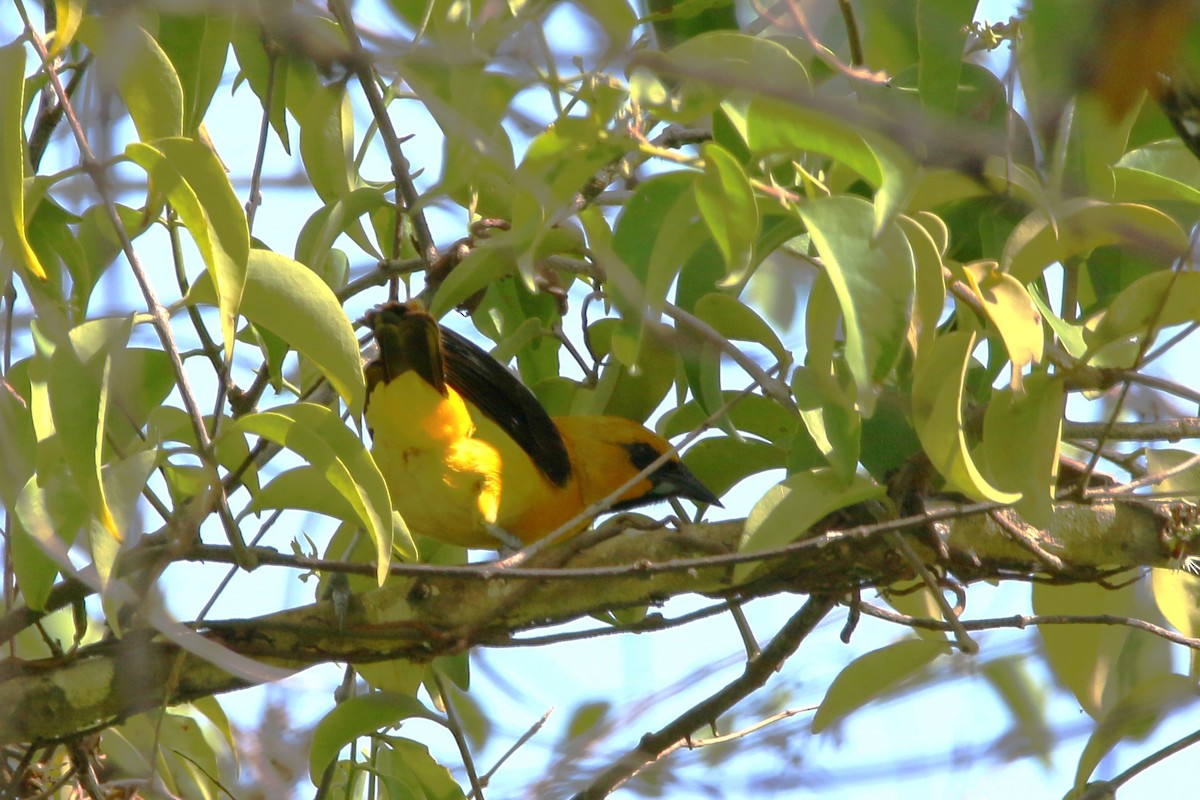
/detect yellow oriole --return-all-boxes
[364,301,719,549]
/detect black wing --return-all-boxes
[440,324,573,487]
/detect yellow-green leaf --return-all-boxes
[232,403,392,584]
[736,468,884,583]
[47,319,135,540]
[49,0,87,56]
[963,260,1044,389]
[980,373,1064,529]
[1088,271,1200,354]
[299,83,357,203]
[309,693,442,783]
[912,331,1020,503]
[1073,674,1198,791]
[1001,199,1188,285]
[696,143,758,284]
[126,137,248,361]
[797,196,915,415]
[0,40,46,282]
[187,249,365,416]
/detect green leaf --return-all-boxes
[80,18,184,141]
[48,317,134,540]
[693,292,789,366]
[736,468,885,583]
[430,240,517,319]
[681,436,785,500]
[250,466,357,521]
[585,321,677,421]
[1115,140,1200,205]
[980,374,1064,529]
[92,449,157,588]
[1033,578,1168,718]
[658,391,801,446]
[0,40,46,282]
[232,403,392,584]
[740,97,918,236]
[295,187,388,278]
[1001,199,1188,285]
[916,0,978,112]
[309,693,443,783]
[1073,674,1198,790]
[187,248,365,416]
[897,214,947,359]
[0,368,37,511]
[812,638,950,733]
[1088,271,1200,355]
[377,738,465,800]
[797,196,915,415]
[1151,567,1200,643]
[156,13,232,132]
[612,172,706,324]
[792,367,861,482]
[696,143,758,284]
[12,468,89,611]
[639,32,810,122]
[1030,285,1088,358]
[911,331,1020,503]
[299,83,357,203]
[126,137,248,360]
[645,0,738,49]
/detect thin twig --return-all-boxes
[431,670,485,800]
[987,510,1066,572]
[888,532,978,654]
[1106,726,1200,790]
[327,0,437,266]
[468,709,554,800]
[572,594,837,799]
[244,36,279,233]
[856,602,1200,651]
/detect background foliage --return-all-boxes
[5,0,1200,797]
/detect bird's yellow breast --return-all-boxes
[367,373,502,548]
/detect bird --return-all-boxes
[363,300,720,550]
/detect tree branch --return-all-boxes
[571,594,837,799]
[0,495,1185,745]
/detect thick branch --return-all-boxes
[0,497,1183,745]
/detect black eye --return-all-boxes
[623,441,663,470]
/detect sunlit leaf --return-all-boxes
[736,468,885,583]
[963,260,1045,389]
[0,40,46,282]
[126,137,248,360]
[1001,199,1187,285]
[187,249,365,416]
[980,374,1063,529]
[231,403,392,584]
[911,331,1020,503]
[1087,271,1200,355]
[798,196,915,415]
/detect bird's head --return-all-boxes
[554,416,721,512]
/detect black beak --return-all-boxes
[647,460,723,507]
